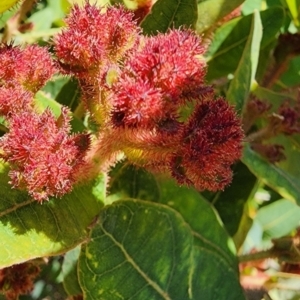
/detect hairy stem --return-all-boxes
[239,249,276,263]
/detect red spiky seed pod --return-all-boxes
[111,29,208,128]
[54,3,139,74]
[111,77,164,128]
[0,107,90,202]
[0,262,40,300]
[0,86,33,117]
[0,44,55,92]
[170,97,244,191]
[123,29,207,103]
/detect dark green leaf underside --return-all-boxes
[141,0,198,35]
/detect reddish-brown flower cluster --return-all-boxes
[0,44,55,93]
[0,44,90,202]
[276,101,300,134]
[0,86,32,116]
[0,262,40,300]
[245,98,300,163]
[54,4,139,74]
[0,108,89,201]
[0,2,244,201]
[111,29,207,129]
[171,97,244,191]
[0,44,55,118]
[53,2,244,192]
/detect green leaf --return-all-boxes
[78,200,245,299]
[34,91,86,133]
[0,0,20,13]
[226,10,262,114]
[0,163,104,268]
[28,7,56,31]
[191,247,245,299]
[285,0,300,27]
[55,78,81,111]
[252,85,296,110]
[62,246,82,296]
[42,75,70,100]
[242,0,262,15]
[79,200,194,300]
[156,177,239,269]
[256,199,300,239]
[242,144,300,205]
[107,163,160,204]
[196,0,244,33]
[279,56,300,88]
[206,7,284,81]
[34,91,63,117]
[141,0,198,35]
[211,162,257,236]
[109,165,240,268]
[0,2,19,29]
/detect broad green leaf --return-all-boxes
[27,0,66,31]
[62,246,82,296]
[256,199,300,239]
[277,135,300,179]
[141,0,198,35]
[255,39,276,83]
[55,78,81,111]
[42,75,70,100]
[108,164,239,268]
[242,0,262,15]
[0,2,19,29]
[242,219,264,253]
[34,91,62,117]
[196,0,244,33]
[34,91,86,133]
[78,200,245,299]
[153,179,245,298]
[107,162,160,204]
[252,85,297,110]
[79,200,194,300]
[0,163,104,268]
[191,247,245,299]
[279,56,300,88]
[206,7,284,81]
[211,162,257,236]
[226,10,262,114]
[0,0,20,13]
[156,177,239,270]
[28,7,56,31]
[48,0,67,24]
[15,28,62,44]
[285,0,300,27]
[242,144,300,205]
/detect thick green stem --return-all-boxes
[238,248,276,263]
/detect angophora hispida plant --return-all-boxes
[0,2,244,202]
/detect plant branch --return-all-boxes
[2,0,36,43]
[238,249,276,263]
[263,56,292,89]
